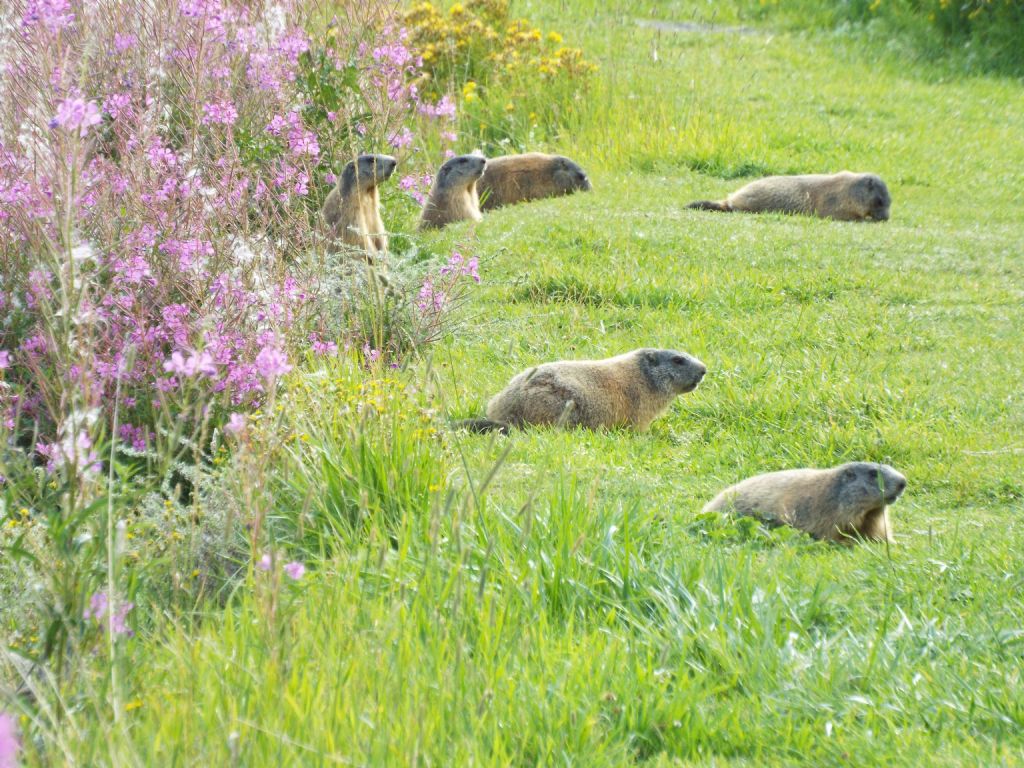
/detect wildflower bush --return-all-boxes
[402,0,597,151]
[0,0,484,689]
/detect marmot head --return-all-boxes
[834,462,906,511]
[340,154,398,195]
[552,156,592,194]
[852,174,891,221]
[636,349,707,395]
[436,153,487,191]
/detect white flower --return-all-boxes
[71,242,95,262]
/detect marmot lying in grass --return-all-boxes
[418,153,487,230]
[458,348,706,433]
[478,152,592,210]
[687,172,891,221]
[703,462,907,544]
[322,154,398,256]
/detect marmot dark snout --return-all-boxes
[639,348,707,394]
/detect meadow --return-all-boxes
[3,0,1024,765]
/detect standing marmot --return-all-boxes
[322,154,397,256]
[687,172,891,221]
[702,462,907,545]
[478,153,592,210]
[418,154,487,230]
[458,348,707,433]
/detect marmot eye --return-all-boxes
[671,356,687,366]
[868,468,878,480]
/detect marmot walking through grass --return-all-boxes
[458,348,706,433]
[687,172,891,221]
[702,462,907,544]
[418,153,487,230]
[322,154,398,256]
[478,152,592,210]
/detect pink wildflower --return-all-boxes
[440,251,481,283]
[202,100,238,126]
[287,128,319,157]
[114,33,136,51]
[224,412,247,436]
[0,712,19,768]
[256,554,272,571]
[23,0,74,31]
[362,343,381,364]
[254,345,291,379]
[420,95,456,119]
[416,278,446,313]
[51,97,102,137]
[0,351,9,370]
[388,126,414,149]
[36,431,100,475]
[83,591,109,621]
[265,113,289,135]
[283,561,305,580]
[309,334,337,356]
[163,350,218,378]
[398,173,432,206]
[111,602,135,637]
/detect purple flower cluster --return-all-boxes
[1,0,479,484]
[399,172,434,206]
[440,251,481,284]
[51,97,102,137]
[83,591,135,637]
[0,712,18,768]
[201,99,239,126]
[1,0,381,459]
[22,0,75,32]
[255,553,305,580]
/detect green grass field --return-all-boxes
[22,1,1024,765]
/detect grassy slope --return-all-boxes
[43,2,1024,766]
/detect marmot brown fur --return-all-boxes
[687,172,891,221]
[322,154,398,256]
[458,348,706,433]
[418,153,487,230]
[478,153,592,210]
[702,462,907,545]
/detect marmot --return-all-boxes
[418,153,487,230]
[477,153,592,210]
[322,154,397,255]
[702,462,907,545]
[687,172,891,221]
[458,348,706,433]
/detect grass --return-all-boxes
[8,1,1024,765]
